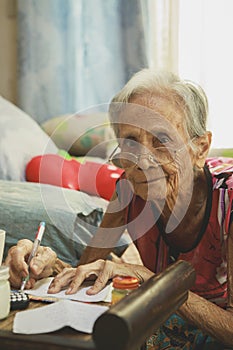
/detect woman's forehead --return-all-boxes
[117,100,187,139]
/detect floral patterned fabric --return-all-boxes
[144,314,221,350]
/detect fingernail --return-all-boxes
[48,288,54,293]
[87,287,94,295]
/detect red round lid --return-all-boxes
[112,276,140,289]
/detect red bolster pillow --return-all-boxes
[26,154,124,200]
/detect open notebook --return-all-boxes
[24,277,112,303]
[13,277,112,334]
[13,299,108,334]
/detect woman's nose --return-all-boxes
[136,155,152,170]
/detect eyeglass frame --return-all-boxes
[108,138,197,168]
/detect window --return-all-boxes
[179,0,233,148]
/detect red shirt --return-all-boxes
[116,157,233,307]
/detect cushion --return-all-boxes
[25,154,124,200]
[0,96,58,181]
[0,181,130,265]
[208,148,233,158]
[41,113,115,158]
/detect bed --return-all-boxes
[0,96,130,264]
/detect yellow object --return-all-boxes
[111,276,139,305]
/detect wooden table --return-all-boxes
[0,261,197,350]
[0,301,97,350]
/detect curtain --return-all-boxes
[142,0,179,73]
[17,0,147,124]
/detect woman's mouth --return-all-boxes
[134,177,165,184]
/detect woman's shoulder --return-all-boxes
[206,156,233,191]
[206,157,233,231]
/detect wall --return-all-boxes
[0,0,17,104]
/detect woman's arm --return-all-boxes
[48,190,128,293]
[177,221,233,346]
[78,190,127,265]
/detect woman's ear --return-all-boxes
[195,131,212,168]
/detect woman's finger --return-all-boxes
[86,260,115,295]
[29,246,57,276]
[48,268,76,293]
[5,240,33,276]
[66,260,105,295]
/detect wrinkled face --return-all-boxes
[117,94,195,203]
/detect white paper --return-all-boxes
[25,277,112,303]
[0,229,6,266]
[13,299,108,334]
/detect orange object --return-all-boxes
[111,276,140,305]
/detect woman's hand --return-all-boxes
[5,239,57,289]
[48,259,154,295]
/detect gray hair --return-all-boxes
[109,69,208,140]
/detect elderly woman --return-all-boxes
[6,69,233,348]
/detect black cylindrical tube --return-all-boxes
[93,260,196,350]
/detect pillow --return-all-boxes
[58,149,107,164]
[41,113,115,158]
[26,154,124,200]
[0,96,58,181]
[0,180,130,265]
[208,148,233,158]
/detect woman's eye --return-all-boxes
[153,135,170,148]
[160,136,170,144]
[122,138,137,150]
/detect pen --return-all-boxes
[20,221,46,291]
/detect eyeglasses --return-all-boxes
[108,142,194,168]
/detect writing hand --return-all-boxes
[5,239,57,289]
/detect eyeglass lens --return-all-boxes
[111,148,176,168]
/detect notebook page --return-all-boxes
[13,299,108,334]
[25,277,111,302]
